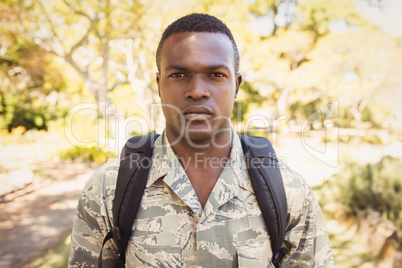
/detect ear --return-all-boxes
[156,73,161,97]
[235,72,242,98]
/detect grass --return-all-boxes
[326,218,378,267]
[313,186,386,268]
[27,235,71,268]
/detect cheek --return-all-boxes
[217,95,235,115]
[218,86,237,105]
[159,88,174,103]
[160,83,182,98]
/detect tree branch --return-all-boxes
[272,4,278,36]
[63,14,98,80]
[108,80,130,92]
[64,53,88,81]
[63,0,93,20]
[67,15,98,57]
[46,46,64,58]
[37,0,67,56]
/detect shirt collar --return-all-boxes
[228,129,254,193]
[146,130,175,187]
[147,128,254,193]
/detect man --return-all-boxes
[69,13,335,267]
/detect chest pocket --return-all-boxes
[235,227,272,268]
[126,216,183,267]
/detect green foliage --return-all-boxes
[248,0,297,36]
[322,156,402,230]
[361,104,389,128]
[298,0,366,37]
[289,98,322,125]
[232,81,263,123]
[0,126,26,145]
[301,27,402,131]
[338,108,355,128]
[1,0,401,134]
[0,28,69,131]
[361,135,383,144]
[29,235,71,268]
[338,135,353,143]
[59,146,117,163]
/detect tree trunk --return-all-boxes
[277,87,289,117]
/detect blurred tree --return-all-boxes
[2,0,400,135]
[248,0,298,37]
[0,3,68,131]
[1,0,176,139]
[297,0,365,39]
[3,0,241,133]
[242,0,388,128]
[298,27,402,131]
[247,30,316,117]
[22,0,149,114]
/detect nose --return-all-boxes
[185,76,210,101]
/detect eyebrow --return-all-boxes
[165,64,231,72]
[165,65,188,72]
[206,64,231,71]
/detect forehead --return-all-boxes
[159,32,235,71]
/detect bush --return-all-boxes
[361,135,383,144]
[0,126,26,145]
[59,146,117,163]
[322,156,402,230]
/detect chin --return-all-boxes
[184,128,213,143]
[184,125,232,147]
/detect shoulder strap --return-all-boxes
[98,133,159,268]
[239,135,288,267]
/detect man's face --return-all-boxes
[157,32,242,144]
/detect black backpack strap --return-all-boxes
[239,135,288,267]
[98,133,159,268]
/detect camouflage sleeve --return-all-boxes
[68,160,119,268]
[279,166,335,268]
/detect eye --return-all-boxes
[210,73,226,78]
[168,73,186,78]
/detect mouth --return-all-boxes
[183,106,213,120]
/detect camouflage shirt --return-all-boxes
[69,130,335,267]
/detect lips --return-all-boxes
[182,106,213,120]
[183,106,213,115]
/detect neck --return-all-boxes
[166,129,233,170]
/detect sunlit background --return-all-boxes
[0,0,401,267]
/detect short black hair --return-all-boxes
[156,13,240,73]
